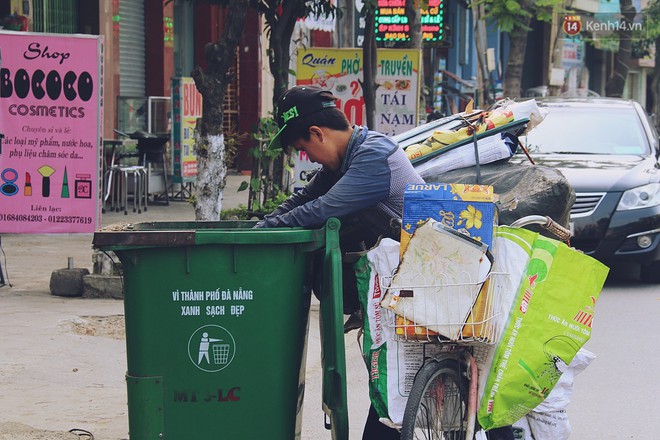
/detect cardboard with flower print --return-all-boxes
[400,183,498,256]
[382,218,494,340]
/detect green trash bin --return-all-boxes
[93,219,348,440]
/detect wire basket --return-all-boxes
[380,270,510,345]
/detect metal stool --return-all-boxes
[114,130,170,205]
[109,165,148,214]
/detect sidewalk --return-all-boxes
[0,174,369,439]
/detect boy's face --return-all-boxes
[291,126,344,171]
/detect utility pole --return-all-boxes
[472,1,492,106]
[337,0,354,48]
[547,9,564,96]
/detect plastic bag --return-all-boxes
[425,161,575,232]
[527,348,595,439]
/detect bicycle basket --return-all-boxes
[381,270,509,344]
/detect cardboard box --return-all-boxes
[401,183,497,255]
[397,183,499,341]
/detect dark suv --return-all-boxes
[517,98,660,282]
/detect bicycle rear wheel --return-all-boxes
[401,358,470,440]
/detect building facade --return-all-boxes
[2,0,654,172]
[1,0,262,172]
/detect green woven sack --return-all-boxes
[478,226,609,430]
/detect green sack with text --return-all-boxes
[355,238,450,429]
[477,226,609,430]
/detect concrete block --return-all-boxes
[50,268,90,297]
[92,250,122,276]
[83,274,124,299]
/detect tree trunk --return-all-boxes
[405,0,422,49]
[263,2,304,196]
[405,0,423,117]
[267,1,304,108]
[605,0,636,97]
[363,5,377,128]
[191,0,249,220]
[502,18,531,99]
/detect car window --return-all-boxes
[521,107,650,155]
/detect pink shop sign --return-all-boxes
[0,31,103,233]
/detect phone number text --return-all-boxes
[0,214,93,224]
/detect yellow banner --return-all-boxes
[296,48,421,136]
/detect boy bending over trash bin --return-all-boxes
[254,85,423,439]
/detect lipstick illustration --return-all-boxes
[24,172,32,196]
[38,165,56,197]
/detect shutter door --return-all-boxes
[119,0,146,96]
[33,0,79,33]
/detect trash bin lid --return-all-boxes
[93,220,325,250]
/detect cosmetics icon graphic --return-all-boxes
[24,172,32,196]
[38,165,56,197]
[75,174,92,199]
[1,168,19,196]
[61,167,70,198]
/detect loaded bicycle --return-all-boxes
[381,215,573,440]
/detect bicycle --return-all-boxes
[387,215,572,440]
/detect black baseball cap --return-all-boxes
[268,85,338,150]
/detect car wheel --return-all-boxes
[640,261,660,283]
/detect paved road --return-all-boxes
[569,265,660,440]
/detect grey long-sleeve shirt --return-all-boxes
[256,126,424,239]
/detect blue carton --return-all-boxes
[401,183,497,255]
